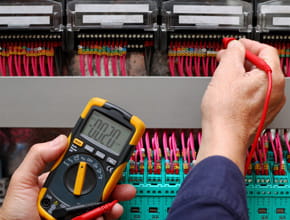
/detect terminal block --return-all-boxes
[0,0,64,76]
[66,0,158,76]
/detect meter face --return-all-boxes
[80,110,132,156]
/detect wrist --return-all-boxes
[197,122,249,174]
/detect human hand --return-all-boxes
[0,135,136,220]
[197,39,286,173]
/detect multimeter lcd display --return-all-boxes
[81,111,132,156]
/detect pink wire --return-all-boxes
[120,55,126,76]
[138,138,144,162]
[275,132,283,164]
[170,133,178,161]
[268,131,278,163]
[181,132,187,162]
[104,55,109,76]
[112,56,118,76]
[79,54,86,76]
[177,56,185,76]
[185,55,193,77]
[32,56,39,76]
[284,131,290,154]
[162,132,169,161]
[14,56,20,76]
[8,55,14,76]
[39,55,47,76]
[0,56,5,76]
[154,132,161,160]
[23,56,30,76]
[188,132,196,160]
[198,131,202,146]
[145,132,152,162]
[194,55,200,76]
[48,56,54,76]
[169,56,175,76]
[88,55,94,76]
[95,55,101,76]
[2,56,7,76]
[262,135,267,162]
[203,56,209,76]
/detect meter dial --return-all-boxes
[64,162,97,195]
[45,153,106,207]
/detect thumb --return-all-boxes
[13,135,67,184]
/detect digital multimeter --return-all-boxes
[38,97,145,220]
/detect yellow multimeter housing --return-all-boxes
[38,97,145,220]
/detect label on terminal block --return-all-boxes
[178,15,240,25]
[0,6,53,14]
[0,16,50,26]
[83,15,144,24]
[273,17,290,26]
[261,5,290,14]
[75,4,149,13]
[173,5,243,14]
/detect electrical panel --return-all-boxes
[1,0,290,220]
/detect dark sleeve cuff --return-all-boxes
[167,156,248,220]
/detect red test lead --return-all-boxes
[71,200,118,220]
[222,38,273,176]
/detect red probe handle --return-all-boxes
[72,200,118,220]
[222,38,272,73]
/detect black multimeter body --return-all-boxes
[38,98,145,220]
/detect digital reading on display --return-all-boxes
[80,111,132,155]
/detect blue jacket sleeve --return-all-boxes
[166,156,248,220]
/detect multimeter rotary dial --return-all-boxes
[63,154,105,196]
[42,153,106,209]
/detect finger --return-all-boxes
[103,203,123,220]
[110,184,136,201]
[38,172,49,187]
[13,135,67,184]
[215,40,246,78]
[239,38,281,73]
[239,38,271,56]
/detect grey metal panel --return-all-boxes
[0,77,288,128]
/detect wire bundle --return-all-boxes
[78,40,128,77]
[262,35,290,77]
[0,41,60,76]
[129,130,199,177]
[168,40,220,77]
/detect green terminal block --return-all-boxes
[119,151,290,220]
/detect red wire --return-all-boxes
[244,69,272,175]
[222,38,273,176]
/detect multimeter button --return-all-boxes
[95,151,105,159]
[84,145,94,153]
[106,157,117,166]
[73,138,84,147]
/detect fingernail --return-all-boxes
[50,135,65,147]
[228,40,239,48]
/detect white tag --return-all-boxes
[173,5,243,14]
[261,5,290,14]
[273,17,290,26]
[179,15,240,25]
[0,16,50,26]
[75,4,149,13]
[83,15,144,24]
[0,6,53,14]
